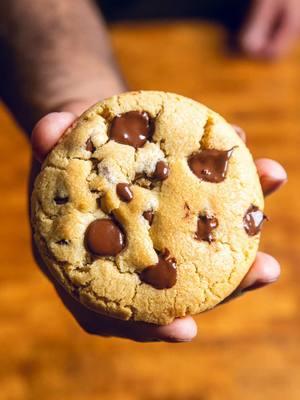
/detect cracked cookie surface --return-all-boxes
[31,91,264,325]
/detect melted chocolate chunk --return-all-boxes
[143,210,154,225]
[140,249,177,289]
[86,138,95,152]
[243,205,266,236]
[54,196,68,205]
[85,218,125,257]
[109,111,153,148]
[116,183,133,202]
[153,160,169,181]
[195,215,218,243]
[188,148,235,183]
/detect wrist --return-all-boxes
[35,70,128,116]
[22,73,127,133]
[55,76,127,116]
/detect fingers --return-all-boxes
[31,98,101,162]
[120,316,198,342]
[255,158,287,196]
[240,0,300,59]
[223,252,281,303]
[78,313,198,343]
[238,252,281,292]
[240,0,278,56]
[232,125,287,196]
[52,278,197,343]
[264,7,300,58]
[84,313,198,343]
[31,112,77,162]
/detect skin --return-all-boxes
[0,0,299,131]
[0,0,125,130]
[0,0,290,341]
[241,0,300,59]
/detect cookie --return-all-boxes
[31,91,265,325]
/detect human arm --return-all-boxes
[0,0,125,131]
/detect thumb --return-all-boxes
[31,98,107,162]
[31,112,77,162]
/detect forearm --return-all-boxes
[0,0,125,130]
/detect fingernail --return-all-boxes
[242,279,277,293]
[260,175,287,196]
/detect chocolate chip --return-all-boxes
[85,218,125,257]
[143,210,154,225]
[86,138,95,152]
[109,111,154,148]
[188,148,235,183]
[243,205,266,236]
[116,183,133,202]
[152,160,169,181]
[54,196,68,205]
[195,215,218,243]
[140,249,177,289]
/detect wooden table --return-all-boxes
[0,22,299,400]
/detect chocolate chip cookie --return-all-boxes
[31,91,265,325]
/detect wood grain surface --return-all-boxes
[0,22,299,400]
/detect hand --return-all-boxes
[30,106,287,342]
[240,0,300,59]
